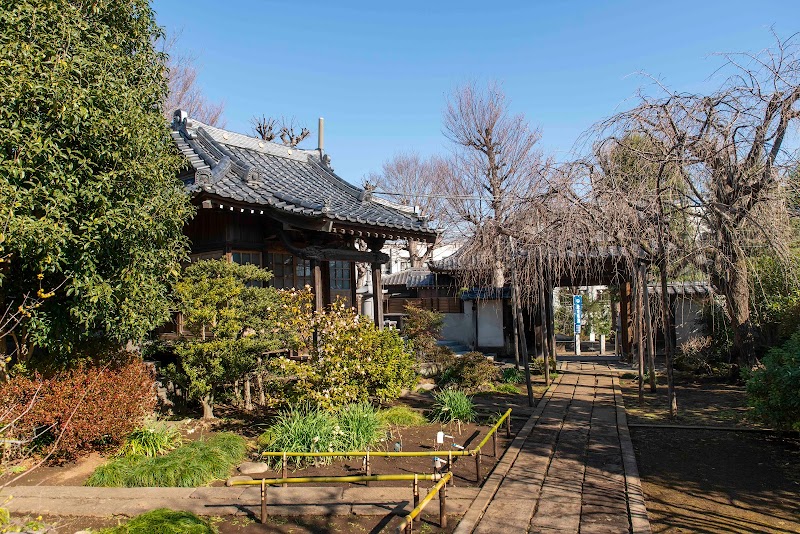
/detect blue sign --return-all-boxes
[573,295,583,334]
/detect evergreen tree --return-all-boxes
[0,0,192,362]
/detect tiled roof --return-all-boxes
[648,281,711,297]
[171,111,436,238]
[382,269,437,288]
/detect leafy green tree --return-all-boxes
[172,260,284,418]
[0,0,192,363]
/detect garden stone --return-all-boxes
[238,461,272,476]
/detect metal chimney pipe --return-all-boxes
[318,117,324,152]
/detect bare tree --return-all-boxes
[367,152,449,267]
[159,32,225,126]
[251,115,278,141]
[442,81,551,287]
[278,118,310,147]
[595,35,800,373]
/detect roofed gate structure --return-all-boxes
[170,110,436,326]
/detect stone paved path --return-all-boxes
[456,362,650,534]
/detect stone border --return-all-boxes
[612,371,652,534]
[2,485,480,518]
[453,363,568,534]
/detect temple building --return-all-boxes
[169,110,436,326]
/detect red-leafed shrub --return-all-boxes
[0,354,156,462]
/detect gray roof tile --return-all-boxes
[172,113,434,237]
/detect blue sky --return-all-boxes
[153,0,800,184]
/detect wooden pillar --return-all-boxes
[372,263,384,329]
[312,260,324,312]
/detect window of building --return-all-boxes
[265,252,312,289]
[232,251,262,287]
[265,252,293,289]
[330,260,351,290]
[231,251,261,266]
[295,258,312,288]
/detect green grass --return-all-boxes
[378,406,428,427]
[100,509,215,533]
[493,383,520,394]
[86,433,246,487]
[115,422,182,458]
[430,389,476,423]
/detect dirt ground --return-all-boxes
[618,370,757,427]
[632,427,800,533]
[618,368,800,533]
[13,512,462,533]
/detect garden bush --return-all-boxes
[378,406,428,427]
[262,300,417,409]
[675,336,714,374]
[115,421,182,458]
[100,509,215,534]
[86,433,246,487]
[439,352,498,391]
[0,354,156,461]
[746,330,800,431]
[430,389,476,423]
[403,304,444,360]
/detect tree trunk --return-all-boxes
[726,254,756,376]
[658,258,677,418]
[642,272,656,392]
[634,266,644,405]
[244,375,253,411]
[201,394,215,419]
[256,359,266,405]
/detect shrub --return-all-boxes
[86,433,246,487]
[430,390,476,423]
[262,302,417,409]
[501,367,524,384]
[746,331,800,431]
[115,422,182,458]
[100,509,215,534]
[675,336,714,374]
[439,352,498,391]
[378,406,428,427]
[403,305,444,360]
[0,355,156,461]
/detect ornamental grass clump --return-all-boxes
[337,403,385,451]
[115,422,182,458]
[430,389,476,423]
[99,509,215,534]
[258,403,387,468]
[501,367,524,384]
[86,433,246,488]
[378,406,428,427]
[258,404,342,468]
